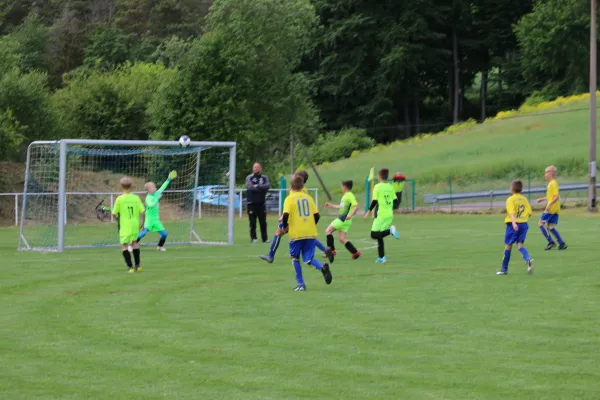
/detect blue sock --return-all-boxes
[292,259,304,285]
[501,249,511,271]
[137,228,149,242]
[309,258,323,270]
[268,235,281,258]
[158,230,168,247]
[539,226,553,243]
[549,228,564,245]
[315,240,326,252]
[519,247,531,262]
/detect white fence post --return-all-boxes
[238,190,243,219]
[278,189,282,216]
[14,194,18,226]
[110,194,114,223]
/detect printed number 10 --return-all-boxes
[297,199,310,216]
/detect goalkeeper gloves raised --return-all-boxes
[168,170,177,180]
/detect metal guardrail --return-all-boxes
[424,183,598,207]
[0,188,319,226]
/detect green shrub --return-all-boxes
[306,128,374,164]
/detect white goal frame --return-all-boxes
[18,139,237,252]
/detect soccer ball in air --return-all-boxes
[179,135,191,147]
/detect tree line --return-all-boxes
[0,0,595,176]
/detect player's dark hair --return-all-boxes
[291,174,305,191]
[379,168,389,181]
[296,170,309,183]
[342,180,353,190]
[511,180,523,193]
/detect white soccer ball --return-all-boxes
[179,135,191,147]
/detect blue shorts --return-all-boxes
[289,239,317,263]
[540,213,559,225]
[505,223,529,245]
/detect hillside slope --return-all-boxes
[314,99,595,201]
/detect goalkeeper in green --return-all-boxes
[137,170,177,251]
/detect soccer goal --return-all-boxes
[18,139,237,252]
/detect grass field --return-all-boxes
[2,213,600,399]
[313,103,597,200]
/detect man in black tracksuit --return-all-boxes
[246,162,271,243]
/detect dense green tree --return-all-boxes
[52,63,174,140]
[9,12,50,73]
[150,0,320,175]
[83,26,133,70]
[515,0,592,98]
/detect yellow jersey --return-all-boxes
[283,190,318,240]
[546,179,560,214]
[505,194,532,224]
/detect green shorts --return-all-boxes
[371,217,393,232]
[119,233,138,245]
[330,218,352,233]
[145,221,165,232]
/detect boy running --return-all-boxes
[112,177,145,273]
[260,170,333,264]
[137,170,177,251]
[324,180,361,259]
[535,165,568,250]
[498,180,534,275]
[364,168,399,263]
[282,174,332,291]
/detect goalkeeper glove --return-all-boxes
[168,170,177,180]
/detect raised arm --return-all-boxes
[156,178,172,197]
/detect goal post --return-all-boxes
[18,139,237,252]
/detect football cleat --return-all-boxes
[544,242,556,251]
[157,246,166,252]
[127,268,135,274]
[321,263,333,284]
[527,259,534,275]
[324,247,335,263]
[135,266,142,272]
[375,257,387,264]
[390,225,400,239]
[496,270,508,275]
[294,284,306,291]
[352,251,362,260]
[558,243,568,251]
[259,255,274,264]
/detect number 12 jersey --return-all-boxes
[373,182,397,218]
[505,194,532,224]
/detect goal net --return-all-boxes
[18,140,236,252]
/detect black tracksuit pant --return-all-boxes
[248,202,268,242]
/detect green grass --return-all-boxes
[2,213,600,399]
[312,102,597,201]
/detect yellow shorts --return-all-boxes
[119,233,138,245]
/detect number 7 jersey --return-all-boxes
[504,194,532,223]
[283,190,318,241]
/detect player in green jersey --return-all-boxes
[364,168,399,263]
[137,170,177,251]
[324,180,361,259]
[112,177,145,273]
